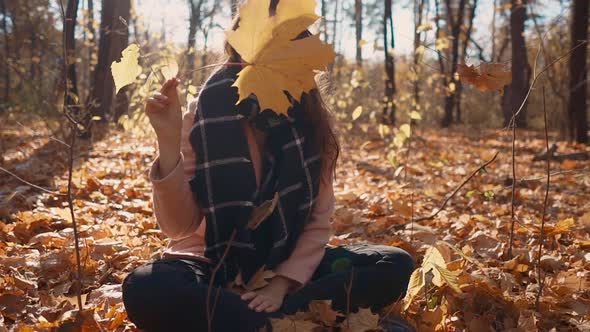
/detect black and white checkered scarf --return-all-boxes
[188,67,322,284]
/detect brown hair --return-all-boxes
[220,9,340,182]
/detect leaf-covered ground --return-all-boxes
[1,118,589,331]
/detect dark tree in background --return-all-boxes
[231,0,239,17]
[505,0,530,128]
[0,0,9,107]
[439,0,467,128]
[382,0,396,124]
[412,0,426,114]
[355,0,363,67]
[187,0,204,79]
[64,0,80,115]
[454,0,478,123]
[567,0,589,144]
[88,0,130,124]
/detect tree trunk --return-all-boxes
[321,0,328,43]
[505,0,530,128]
[455,0,478,123]
[331,0,339,46]
[382,0,396,124]
[568,0,589,143]
[231,0,238,17]
[1,0,9,106]
[86,0,95,100]
[111,0,131,122]
[88,0,130,123]
[355,0,363,67]
[412,0,426,113]
[65,0,81,117]
[441,0,466,128]
[187,0,203,82]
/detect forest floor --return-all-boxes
[0,117,589,331]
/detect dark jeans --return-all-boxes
[122,244,414,332]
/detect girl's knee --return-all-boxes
[375,246,415,278]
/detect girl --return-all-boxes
[122,3,414,331]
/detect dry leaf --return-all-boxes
[270,317,320,332]
[247,192,280,230]
[458,63,512,92]
[309,300,339,326]
[226,0,336,115]
[341,308,379,332]
[111,44,142,94]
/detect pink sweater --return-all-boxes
[150,103,335,285]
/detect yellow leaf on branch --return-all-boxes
[111,44,142,94]
[226,0,336,116]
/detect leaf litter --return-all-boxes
[1,121,589,331]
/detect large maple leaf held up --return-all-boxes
[226,0,336,116]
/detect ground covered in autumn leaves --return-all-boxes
[1,117,589,331]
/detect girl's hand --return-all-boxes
[146,78,183,177]
[241,276,296,313]
[145,78,182,143]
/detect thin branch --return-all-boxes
[179,62,246,80]
[58,0,83,311]
[508,40,588,128]
[0,166,65,195]
[207,229,237,332]
[535,87,550,311]
[391,151,499,227]
[507,104,518,258]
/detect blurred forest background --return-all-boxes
[1,0,590,331]
[0,0,588,140]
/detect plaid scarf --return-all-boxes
[188,67,322,284]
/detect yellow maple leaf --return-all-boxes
[226,0,336,116]
[111,44,142,94]
[458,63,512,92]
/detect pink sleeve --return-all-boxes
[274,177,335,286]
[150,101,203,240]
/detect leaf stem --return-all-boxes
[180,62,247,81]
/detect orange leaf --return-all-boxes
[458,63,512,92]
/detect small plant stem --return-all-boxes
[207,229,237,332]
[180,62,248,80]
[535,87,550,311]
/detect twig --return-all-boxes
[0,166,64,195]
[396,151,499,225]
[345,266,355,330]
[507,31,544,259]
[58,0,83,311]
[508,40,588,128]
[505,36,587,257]
[507,109,518,259]
[517,168,589,183]
[535,87,550,311]
[207,229,237,332]
[179,62,246,80]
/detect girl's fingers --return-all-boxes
[146,99,167,111]
[248,296,265,310]
[265,304,279,313]
[160,78,180,94]
[256,301,272,313]
[153,93,170,103]
[241,292,257,301]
